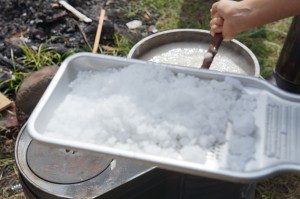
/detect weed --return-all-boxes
[17,37,63,71]
[0,157,20,198]
[113,34,134,56]
[0,134,21,198]
[0,71,29,94]
[97,34,134,57]
[0,50,29,94]
[0,37,69,94]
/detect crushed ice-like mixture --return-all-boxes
[149,48,247,74]
[45,64,257,171]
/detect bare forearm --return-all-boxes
[210,0,300,40]
[239,0,300,31]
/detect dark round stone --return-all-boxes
[16,65,59,115]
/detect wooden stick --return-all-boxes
[201,33,223,69]
[59,0,92,23]
[92,9,106,53]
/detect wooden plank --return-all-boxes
[0,102,18,128]
[0,92,12,111]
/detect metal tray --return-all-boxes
[27,52,300,182]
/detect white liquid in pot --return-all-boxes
[140,42,251,75]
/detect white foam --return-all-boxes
[139,42,251,75]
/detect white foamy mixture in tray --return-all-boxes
[140,42,250,75]
[45,64,257,171]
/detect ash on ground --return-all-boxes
[0,0,154,60]
[0,0,157,92]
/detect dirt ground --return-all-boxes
[0,0,115,59]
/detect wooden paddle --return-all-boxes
[201,33,223,69]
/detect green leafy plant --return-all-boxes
[97,34,134,57]
[17,37,63,71]
[113,34,134,56]
[0,51,29,94]
[0,37,68,94]
[0,70,28,95]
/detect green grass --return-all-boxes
[237,18,292,77]
[0,37,72,95]
[17,38,63,71]
[0,135,23,199]
[0,50,29,94]
[100,34,134,57]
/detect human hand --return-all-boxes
[210,0,300,41]
[210,0,248,41]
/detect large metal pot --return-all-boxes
[128,29,260,77]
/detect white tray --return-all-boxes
[27,53,300,182]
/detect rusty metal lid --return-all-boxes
[26,140,112,184]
